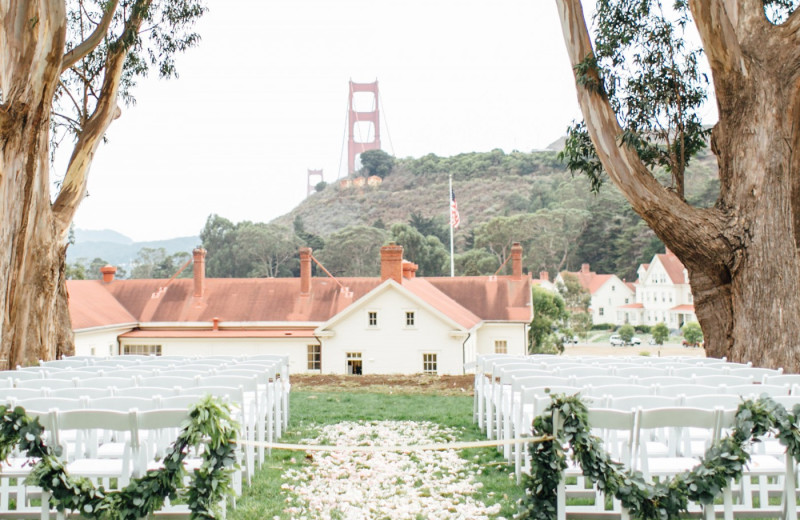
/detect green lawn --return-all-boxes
[229,390,525,519]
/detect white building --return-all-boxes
[555,264,635,326]
[618,249,697,329]
[68,244,533,375]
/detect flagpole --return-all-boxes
[449,173,455,278]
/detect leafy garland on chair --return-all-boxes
[0,395,240,520]
[517,394,800,520]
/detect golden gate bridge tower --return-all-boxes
[347,80,381,175]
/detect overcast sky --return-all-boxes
[69,0,588,242]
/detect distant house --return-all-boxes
[68,244,533,375]
[555,264,634,326]
[619,249,697,329]
[532,271,557,293]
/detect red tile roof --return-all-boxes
[119,329,316,339]
[671,304,695,312]
[657,251,687,284]
[68,273,531,331]
[67,281,137,330]
[618,303,644,309]
[560,270,613,295]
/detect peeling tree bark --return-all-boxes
[555,0,800,370]
[0,0,151,368]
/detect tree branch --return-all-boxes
[61,0,120,72]
[687,0,746,77]
[554,0,729,264]
[52,0,151,237]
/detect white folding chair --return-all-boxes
[56,387,114,400]
[725,366,783,379]
[136,375,199,389]
[724,384,790,398]
[51,409,138,519]
[114,386,177,399]
[715,407,794,520]
[0,370,44,382]
[1,388,46,404]
[670,366,726,379]
[696,375,754,387]
[15,378,76,390]
[514,384,581,482]
[179,385,255,485]
[197,374,265,464]
[634,407,720,519]
[614,366,665,379]
[0,409,56,518]
[556,407,638,520]
[656,384,720,397]
[577,375,629,388]
[764,374,800,386]
[79,376,138,390]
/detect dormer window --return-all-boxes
[368,311,378,327]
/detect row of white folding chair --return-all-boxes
[475,355,746,428]
[493,370,776,447]
[16,392,251,490]
[508,385,792,471]
[554,406,722,520]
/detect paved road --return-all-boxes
[563,343,706,358]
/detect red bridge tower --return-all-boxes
[347,80,381,174]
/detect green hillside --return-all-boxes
[273,148,718,281]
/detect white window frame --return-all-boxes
[122,344,162,356]
[422,353,438,375]
[307,344,321,371]
[367,310,378,328]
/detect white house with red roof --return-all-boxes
[67,244,533,375]
[555,264,635,326]
[618,248,697,329]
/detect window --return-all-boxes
[123,344,162,356]
[624,298,629,304]
[599,307,604,316]
[368,311,378,327]
[612,285,616,291]
[422,353,438,374]
[307,344,321,370]
[406,311,415,327]
[346,352,362,375]
[494,340,507,354]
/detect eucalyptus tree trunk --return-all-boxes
[0,0,152,369]
[556,0,800,370]
[0,3,71,368]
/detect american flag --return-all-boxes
[450,188,460,229]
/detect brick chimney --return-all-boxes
[193,247,206,298]
[100,265,117,283]
[581,263,591,274]
[511,242,523,280]
[539,271,549,282]
[402,260,418,279]
[380,243,404,284]
[299,247,312,295]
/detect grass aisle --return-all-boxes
[230,391,524,519]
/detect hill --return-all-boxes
[67,232,200,271]
[273,148,718,281]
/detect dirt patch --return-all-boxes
[291,374,474,396]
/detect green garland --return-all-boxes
[0,395,240,519]
[518,394,800,520]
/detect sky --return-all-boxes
[69,0,586,242]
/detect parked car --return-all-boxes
[609,334,625,347]
[561,335,579,345]
[629,336,642,346]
